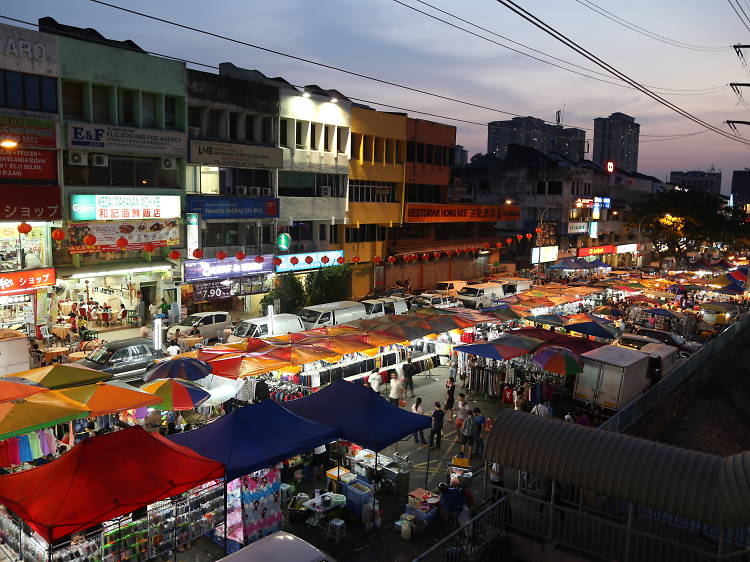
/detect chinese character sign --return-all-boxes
[70,194,181,221]
[0,268,55,294]
[67,221,180,254]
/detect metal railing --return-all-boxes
[600,314,750,432]
[411,498,508,562]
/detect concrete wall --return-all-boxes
[279,196,346,222]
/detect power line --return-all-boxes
[494,0,750,147]
[395,0,726,95]
[573,0,727,52]
[727,0,750,34]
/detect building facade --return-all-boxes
[488,116,585,163]
[731,169,750,209]
[592,112,640,173]
[669,170,721,195]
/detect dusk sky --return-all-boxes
[8,0,750,191]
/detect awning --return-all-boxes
[56,260,175,279]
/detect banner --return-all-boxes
[578,245,614,257]
[186,196,279,219]
[0,115,56,148]
[0,268,55,295]
[0,149,57,181]
[190,140,282,169]
[404,203,516,223]
[184,256,274,283]
[68,122,187,157]
[567,222,587,234]
[67,220,180,254]
[192,281,232,301]
[0,185,61,220]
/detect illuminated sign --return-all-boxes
[404,203,516,223]
[589,221,598,239]
[0,268,55,295]
[606,161,615,173]
[567,222,587,234]
[277,232,292,252]
[186,213,199,260]
[276,250,344,273]
[578,245,614,257]
[184,255,274,282]
[531,246,559,264]
[70,194,181,221]
[574,198,594,208]
[593,197,611,209]
[616,243,639,254]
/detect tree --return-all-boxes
[304,265,352,306]
[260,272,305,314]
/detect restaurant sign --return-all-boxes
[192,281,232,301]
[183,255,274,283]
[616,244,640,254]
[70,194,181,221]
[578,245,615,257]
[0,268,56,295]
[404,203,517,223]
[1,185,61,220]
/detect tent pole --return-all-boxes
[223,479,228,555]
[425,444,431,489]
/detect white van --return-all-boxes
[228,313,305,342]
[218,531,336,562]
[488,276,532,295]
[166,311,232,341]
[434,280,467,297]
[361,297,409,317]
[298,301,367,329]
[457,282,507,309]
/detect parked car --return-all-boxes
[361,297,410,317]
[228,314,305,342]
[76,338,160,382]
[166,311,232,342]
[617,333,662,351]
[411,293,460,309]
[633,327,703,354]
[298,301,367,329]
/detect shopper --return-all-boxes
[448,353,458,381]
[459,408,476,457]
[368,369,381,394]
[313,444,328,479]
[429,402,444,450]
[472,408,486,458]
[402,359,415,398]
[445,377,456,422]
[388,371,401,406]
[411,397,427,445]
[530,400,551,417]
[439,477,466,531]
[159,298,170,315]
[454,393,468,442]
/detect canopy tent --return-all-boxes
[170,400,338,480]
[59,381,162,417]
[587,259,611,269]
[508,327,604,355]
[0,392,90,441]
[0,426,224,542]
[8,364,111,390]
[548,259,584,270]
[283,379,430,452]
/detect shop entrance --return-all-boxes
[140,284,156,319]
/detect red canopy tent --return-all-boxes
[512,327,604,355]
[0,426,224,542]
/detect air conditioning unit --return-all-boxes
[261,187,272,197]
[235,186,248,196]
[68,151,88,166]
[92,154,109,167]
[249,186,260,197]
[188,127,201,138]
[161,157,177,170]
[320,186,331,197]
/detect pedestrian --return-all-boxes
[429,402,444,450]
[445,377,456,422]
[448,353,458,381]
[454,393,468,442]
[159,298,170,315]
[148,301,158,319]
[388,371,401,406]
[530,399,551,417]
[411,397,427,445]
[402,359,415,398]
[648,314,656,328]
[472,407,486,458]
[368,369,381,394]
[459,408,476,457]
[313,444,328,480]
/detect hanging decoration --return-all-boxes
[115,237,129,249]
[433,251,441,260]
[192,249,203,259]
[215,250,227,261]
[351,256,361,263]
[386,256,396,264]
[235,252,246,261]
[482,242,490,249]
[445,250,453,257]
[290,256,299,265]
[506,238,512,245]
[525,233,533,240]
[516,234,523,241]
[51,229,65,242]
[83,234,97,246]
[253,255,264,264]
[143,242,155,253]
[495,241,502,248]
[17,223,32,235]
[304,256,313,265]
[535,227,542,234]
[373,256,382,264]
[336,256,345,264]
[168,249,181,260]
[321,256,330,264]
[272,257,282,266]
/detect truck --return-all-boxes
[574,345,650,411]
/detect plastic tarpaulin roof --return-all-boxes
[170,400,338,480]
[283,379,431,452]
[0,426,224,542]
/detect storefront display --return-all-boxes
[0,223,51,273]
[66,220,179,254]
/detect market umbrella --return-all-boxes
[283,333,373,355]
[59,381,163,417]
[592,305,623,317]
[566,313,614,325]
[454,334,544,360]
[8,364,111,390]
[643,308,683,319]
[532,346,583,376]
[143,357,212,382]
[526,314,570,327]
[140,379,210,411]
[0,377,48,403]
[0,392,90,440]
[566,321,621,339]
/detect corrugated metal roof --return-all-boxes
[485,410,750,526]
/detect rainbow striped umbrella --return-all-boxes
[143,357,212,382]
[532,346,583,376]
[140,379,210,411]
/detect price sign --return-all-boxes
[193,281,231,301]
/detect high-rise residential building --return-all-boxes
[731,170,750,208]
[454,145,469,167]
[669,170,722,195]
[487,116,585,162]
[593,112,640,173]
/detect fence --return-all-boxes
[600,314,750,433]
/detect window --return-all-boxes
[22,74,40,110]
[350,133,362,159]
[199,166,220,194]
[111,157,136,187]
[92,85,111,123]
[262,116,273,144]
[295,120,304,148]
[229,112,239,140]
[536,181,546,194]
[204,223,238,246]
[141,93,156,128]
[345,224,382,243]
[119,90,136,126]
[0,71,56,113]
[425,144,434,165]
[374,137,384,163]
[134,158,157,186]
[289,221,313,241]
[348,180,397,203]
[396,140,403,164]
[188,105,202,129]
[337,127,348,153]
[5,72,23,108]
[278,171,315,197]
[215,313,228,323]
[329,224,339,243]
[417,143,425,164]
[279,118,288,146]
[405,183,443,203]
[406,141,416,163]
[548,181,563,195]
[386,139,394,163]
[207,109,222,138]
[363,135,373,161]
[62,81,84,120]
[319,224,327,241]
[324,125,332,151]
[165,96,178,129]
[310,123,318,150]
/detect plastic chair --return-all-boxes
[39,325,54,347]
[326,518,346,544]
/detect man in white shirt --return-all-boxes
[368,370,381,394]
[530,400,551,417]
[166,343,181,356]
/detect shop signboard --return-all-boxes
[0,23,58,76]
[0,148,57,181]
[0,115,56,148]
[531,245,559,264]
[616,243,639,254]
[186,196,279,219]
[0,185,61,220]
[186,213,199,260]
[404,203,515,223]
[183,255,274,283]
[567,222,587,234]
[70,194,181,221]
[67,122,187,157]
[0,267,55,295]
[275,250,344,273]
[578,245,614,257]
[190,140,283,169]
[589,221,598,239]
[558,247,578,259]
[67,220,180,254]
[192,281,232,301]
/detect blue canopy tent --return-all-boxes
[587,259,611,269]
[169,400,338,480]
[548,259,583,270]
[283,379,430,452]
[575,259,598,270]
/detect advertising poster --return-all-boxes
[0,148,57,181]
[67,220,180,254]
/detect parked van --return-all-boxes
[640,342,681,383]
[434,280,467,298]
[166,311,232,342]
[361,297,409,317]
[457,282,507,309]
[487,276,532,294]
[228,313,305,342]
[298,301,367,329]
[218,531,336,562]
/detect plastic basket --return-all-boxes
[405,504,438,524]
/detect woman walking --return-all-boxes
[445,377,456,422]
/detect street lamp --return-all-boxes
[0,139,18,149]
[505,199,513,206]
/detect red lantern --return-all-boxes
[483,242,490,249]
[17,222,32,235]
[51,228,65,242]
[506,238,512,245]
[433,251,441,260]
[535,227,542,233]
[143,242,155,253]
[421,253,429,261]
[116,237,128,249]
[465,248,472,254]
[290,256,299,265]
[192,249,203,259]
[337,256,345,264]
[254,255,264,263]
[352,256,361,263]
[516,234,522,241]
[305,256,313,265]
[388,256,397,264]
[272,257,282,266]
[445,250,453,257]
[321,256,330,264]
[525,233,532,240]
[235,252,246,261]
[216,250,227,260]
[83,234,97,246]
[168,249,181,260]
[495,241,502,248]
[373,256,382,264]
[471,247,477,253]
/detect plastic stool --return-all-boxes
[326,518,346,544]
